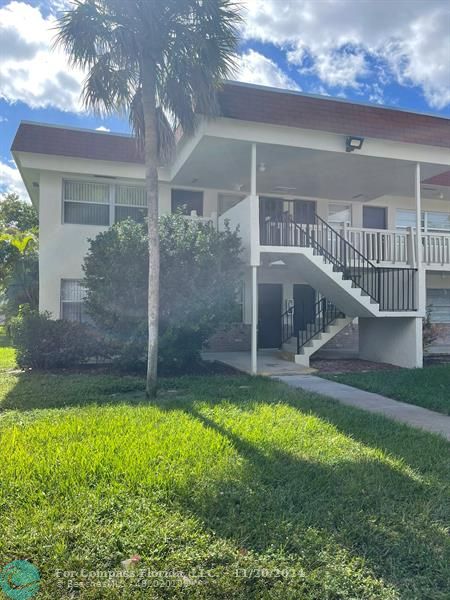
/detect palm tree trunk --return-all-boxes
[141,63,160,398]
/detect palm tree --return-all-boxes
[56,0,241,396]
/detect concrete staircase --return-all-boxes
[292,248,382,317]
[282,315,354,367]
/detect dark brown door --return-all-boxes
[294,200,316,225]
[363,206,387,229]
[293,284,316,332]
[258,284,282,348]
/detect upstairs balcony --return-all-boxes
[219,195,450,270]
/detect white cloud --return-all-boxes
[95,126,110,132]
[0,161,28,199]
[243,0,450,109]
[235,49,300,90]
[0,1,83,112]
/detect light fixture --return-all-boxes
[257,162,267,173]
[346,136,364,152]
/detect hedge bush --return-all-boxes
[10,305,101,369]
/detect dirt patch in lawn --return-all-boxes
[311,358,401,374]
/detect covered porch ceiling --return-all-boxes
[172,137,450,202]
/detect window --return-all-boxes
[63,180,110,226]
[171,189,203,216]
[396,209,418,229]
[328,203,352,226]
[426,211,450,232]
[115,184,147,223]
[427,289,450,323]
[60,279,87,322]
[218,193,244,216]
[395,209,450,232]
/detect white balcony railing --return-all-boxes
[337,226,450,268]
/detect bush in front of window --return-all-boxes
[82,214,242,374]
[10,304,102,369]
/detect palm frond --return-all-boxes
[57,0,242,162]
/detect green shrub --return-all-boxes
[10,305,101,369]
[83,215,242,373]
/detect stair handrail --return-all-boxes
[280,303,294,345]
[262,212,417,311]
[297,297,345,353]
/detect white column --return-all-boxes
[250,142,258,374]
[251,265,258,374]
[251,142,256,196]
[415,162,426,312]
[415,162,422,269]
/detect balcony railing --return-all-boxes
[260,217,450,268]
[261,213,417,311]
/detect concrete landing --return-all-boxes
[276,375,450,441]
[202,350,315,376]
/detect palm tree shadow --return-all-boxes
[155,397,450,596]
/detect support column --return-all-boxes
[415,163,422,269]
[251,143,256,196]
[251,265,258,374]
[250,143,258,375]
[415,162,426,313]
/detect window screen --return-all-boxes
[115,184,147,223]
[396,209,424,229]
[427,289,450,323]
[171,189,203,216]
[63,180,110,226]
[61,279,87,322]
[426,212,450,232]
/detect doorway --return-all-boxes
[293,284,316,333]
[258,283,283,348]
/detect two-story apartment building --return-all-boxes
[11,82,450,372]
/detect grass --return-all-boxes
[0,325,16,372]
[0,341,449,598]
[323,366,450,415]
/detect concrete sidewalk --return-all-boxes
[276,375,450,441]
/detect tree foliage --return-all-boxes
[0,193,38,230]
[83,215,242,372]
[0,193,39,320]
[56,0,242,394]
[55,0,242,157]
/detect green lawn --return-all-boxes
[0,347,449,598]
[324,366,450,415]
[0,325,16,372]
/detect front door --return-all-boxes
[293,284,316,332]
[258,284,282,348]
[363,206,387,229]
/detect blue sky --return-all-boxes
[1,0,449,198]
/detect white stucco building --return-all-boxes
[11,82,450,371]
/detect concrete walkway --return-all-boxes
[202,350,315,376]
[276,375,450,441]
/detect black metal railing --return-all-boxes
[261,213,417,311]
[281,303,295,344]
[297,297,345,353]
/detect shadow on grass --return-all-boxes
[2,371,449,597]
[158,398,449,597]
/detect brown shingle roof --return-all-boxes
[12,122,144,164]
[218,82,450,149]
[11,83,450,163]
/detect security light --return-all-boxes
[346,136,364,152]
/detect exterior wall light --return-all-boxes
[345,136,365,152]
